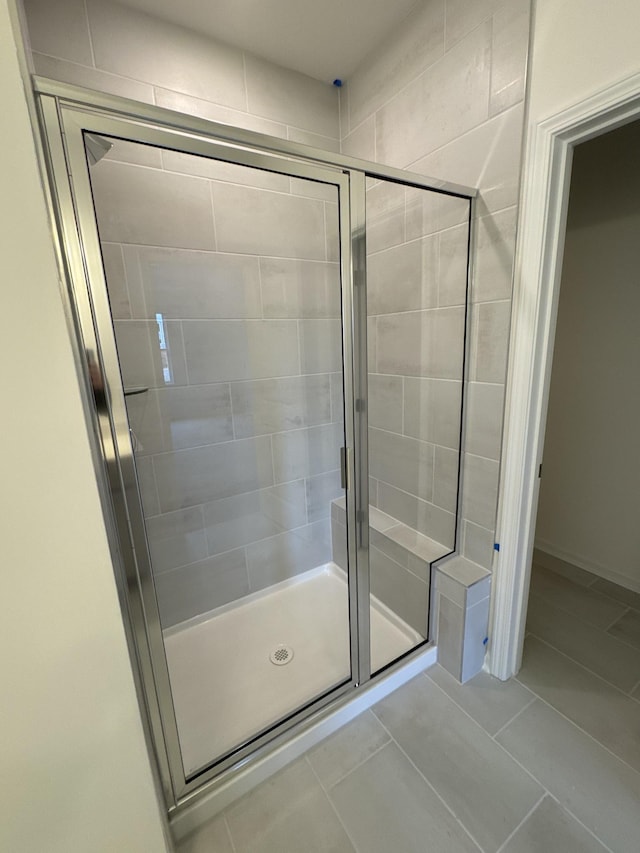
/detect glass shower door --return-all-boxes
[83,134,353,778]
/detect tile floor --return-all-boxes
[176,554,640,852]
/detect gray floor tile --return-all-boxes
[608,609,640,650]
[500,795,607,853]
[517,636,640,773]
[427,663,534,736]
[374,676,543,852]
[497,699,640,853]
[529,565,627,629]
[307,709,390,789]
[329,742,480,853]
[177,814,233,853]
[225,757,355,853]
[526,591,640,692]
[591,578,640,612]
[531,550,597,587]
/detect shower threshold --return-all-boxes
[163,562,422,777]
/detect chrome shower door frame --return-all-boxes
[34,78,476,813]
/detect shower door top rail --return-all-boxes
[32,75,478,200]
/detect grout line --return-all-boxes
[417,678,545,795]
[544,792,617,853]
[602,606,630,633]
[83,0,96,68]
[512,675,640,779]
[222,813,238,853]
[208,182,218,251]
[491,695,537,740]
[241,52,249,112]
[319,735,392,793]
[494,792,546,853]
[527,584,623,635]
[525,633,640,699]
[371,711,485,852]
[305,757,363,853]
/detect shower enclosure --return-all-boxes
[36,78,473,810]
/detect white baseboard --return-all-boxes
[534,539,640,594]
[169,644,437,843]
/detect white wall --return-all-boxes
[0,2,170,850]
[535,121,640,589]
[527,0,640,122]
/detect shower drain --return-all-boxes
[269,644,294,666]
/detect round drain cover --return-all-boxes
[269,644,294,666]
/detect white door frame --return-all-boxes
[488,71,640,681]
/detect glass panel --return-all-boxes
[365,176,470,673]
[85,135,351,777]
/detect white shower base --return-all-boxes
[163,562,422,777]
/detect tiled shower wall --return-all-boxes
[366,179,469,548]
[342,0,531,570]
[22,0,339,146]
[21,0,344,628]
[93,146,344,628]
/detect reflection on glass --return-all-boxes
[366,177,470,672]
[87,136,351,776]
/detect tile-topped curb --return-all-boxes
[435,555,491,682]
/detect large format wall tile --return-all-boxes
[153,88,287,137]
[260,258,341,319]
[305,471,343,523]
[347,1,446,133]
[204,480,307,555]
[403,377,462,448]
[162,150,290,193]
[412,104,525,216]
[156,384,234,451]
[91,161,215,250]
[298,320,343,374]
[32,52,156,104]
[490,0,531,116]
[246,521,331,591]
[368,374,403,433]
[230,375,331,438]
[244,54,339,138]
[212,183,327,259]
[377,482,456,546]
[86,0,246,108]
[182,319,299,383]
[155,548,249,627]
[369,429,434,501]
[113,319,187,389]
[377,307,465,379]
[24,0,93,66]
[370,546,429,636]
[368,237,438,315]
[375,23,491,168]
[124,246,262,319]
[145,505,207,574]
[271,423,344,484]
[153,436,274,512]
